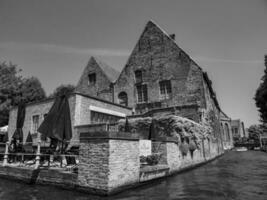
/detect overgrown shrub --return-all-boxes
[140,154,161,165]
[189,140,197,152]
[180,142,189,157]
[118,117,152,134]
[146,154,160,165]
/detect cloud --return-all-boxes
[193,55,262,65]
[0,42,131,57]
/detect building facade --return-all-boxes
[8,20,233,149]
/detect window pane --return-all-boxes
[137,84,148,102]
[159,80,172,100]
[88,73,96,85]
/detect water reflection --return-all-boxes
[0,151,267,200]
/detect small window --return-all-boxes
[32,115,39,133]
[136,84,148,103]
[159,80,172,100]
[135,70,143,83]
[118,92,128,106]
[88,73,96,85]
[43,113,48,119]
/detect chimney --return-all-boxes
[169,34,175,40]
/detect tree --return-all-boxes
[18,77,46,104]
[49,84,75,98]
[248,124,267,142]
[0,62,46,126]
[255,55,267,122]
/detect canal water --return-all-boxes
[0,150,267,200]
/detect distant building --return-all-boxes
[231,119,246,138]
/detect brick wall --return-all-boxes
[114,21,204,115]
[77,137,140,194]
[78,140,110,192]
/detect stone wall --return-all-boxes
[166,139,221,174]
[36,169,77,188]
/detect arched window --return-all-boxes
[118,92,128,107]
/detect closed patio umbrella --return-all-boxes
[12,104,26,143]
[37,94,72,146]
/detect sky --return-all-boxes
[0,0,267,127]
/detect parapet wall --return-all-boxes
[77,130,140,194]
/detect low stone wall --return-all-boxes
[140,165,169,182]
[36,169,77,188]
[0,166,36,183]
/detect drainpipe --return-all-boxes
[110,83,114,103]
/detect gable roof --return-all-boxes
[92,57,120,83]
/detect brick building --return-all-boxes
[74,20,233,148]
[8,20,233,149]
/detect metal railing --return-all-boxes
[0,141,79,173]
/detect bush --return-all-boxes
[146,154,160,165]
[140,154,161,165]
[189,140,197,152]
